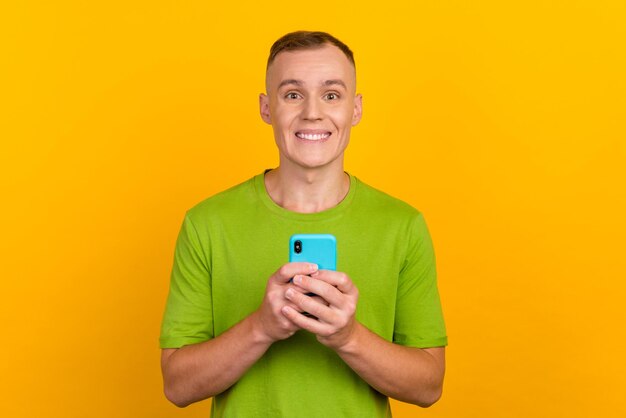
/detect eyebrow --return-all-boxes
[277,79,347,90]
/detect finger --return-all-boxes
[297,291,330,304]
[309,270,357,295]
[272,262,319,283]
[281,305,328,334]
[284,301,303,313]
[285,287,332,321]
[311,295,330,306]
[287,285,330,307]
[292,274,343,306]
[282,288,317,312]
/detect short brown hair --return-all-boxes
[267,31,355,70]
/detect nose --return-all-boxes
[301,97,323,121]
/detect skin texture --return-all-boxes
[161,43,445,409]
[260,44,362,173]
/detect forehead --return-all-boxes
[266,44,356,91]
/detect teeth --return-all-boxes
[296,132,331,140]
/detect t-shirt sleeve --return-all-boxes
[159,212,214,348]
[393,212,448,348]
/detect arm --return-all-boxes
[161,311,271,407]
[282,271,445,407]
[335,323,445,407]
[161,262,319,407]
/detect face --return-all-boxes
[259,44,362,171]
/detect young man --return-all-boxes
[160,31,447,417]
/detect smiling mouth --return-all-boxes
[295,131,332,141]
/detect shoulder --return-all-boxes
[353,176,423,222]
[185,175,258,224]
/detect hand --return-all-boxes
[281,270,359,351]
[252,262,320,344]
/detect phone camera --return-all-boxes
[294,240,302,254]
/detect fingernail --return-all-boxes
[310,264,318,272]
[285,288,294,298]
[293,275,302,284]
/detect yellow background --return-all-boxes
[1,1,625,417]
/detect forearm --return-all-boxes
[162,311,272,407]
[335,322,445,407]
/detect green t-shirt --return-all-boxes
[160,171,447,417]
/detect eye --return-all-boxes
[285,92,301,100]
[325,92,340,100]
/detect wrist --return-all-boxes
[248,310,276,347]
[333,320,363,355]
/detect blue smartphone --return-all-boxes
[289,234,337,311]
[289,234,337,271]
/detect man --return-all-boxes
[160,31,447,417]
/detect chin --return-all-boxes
[299,156,342,170]
[297,162,328,170]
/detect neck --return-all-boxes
[264,165,350,213]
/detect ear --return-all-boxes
[351,93,363,126]
[259,93,272,125]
